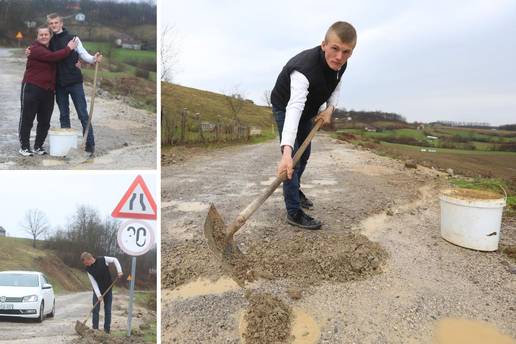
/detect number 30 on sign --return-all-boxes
[117,220,155,256]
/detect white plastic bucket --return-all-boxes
[439,188,506,251]
[48,128,79,156]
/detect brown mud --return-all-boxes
[163,231,387,290]
[71,328,147,343]
[242,293,292,344]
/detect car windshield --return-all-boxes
[0,273,39,287]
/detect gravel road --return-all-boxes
[161,134,516,343]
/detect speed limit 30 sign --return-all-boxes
[117,220,155,256]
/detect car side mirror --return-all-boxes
[42,283,52,290]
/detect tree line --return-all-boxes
[0,0,156,45]
[21,205,156,289]
[334,109,407,123]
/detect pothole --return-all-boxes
[433,318,515,344]
[164,277,239,300]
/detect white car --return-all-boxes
[0,271,55,322]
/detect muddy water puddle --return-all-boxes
[164,277,240,300]
[433,318,515,344]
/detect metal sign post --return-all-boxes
[127,256,137,336]
[117,220,154,337]
[113,175,157,337]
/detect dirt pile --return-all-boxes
[238,232,387,286]
[71,328,147,344]
[162,238,224,289]
[243,293,292,344]
[163,230,387,290]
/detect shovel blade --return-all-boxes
[204,204,249,286]
[75,320,89,336]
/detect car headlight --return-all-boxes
[22,295,38,302]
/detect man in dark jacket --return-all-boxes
[47,13,102,155]
[81,252,123,334]
[18,27,77,156]
[272,21,356,229]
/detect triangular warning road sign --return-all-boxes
[112,175,157,220]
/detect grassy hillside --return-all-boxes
[0,237,90,294]
[162,82,273,129]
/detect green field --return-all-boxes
[77,41,156,111]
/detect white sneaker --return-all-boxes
[19,149,33,156]
[33,147,47,155]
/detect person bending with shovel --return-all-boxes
[271,21,356,230]
[80,252,123,334]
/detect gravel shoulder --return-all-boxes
[0,291,153,343]
[161,134,516,343]
[0,48,156,170]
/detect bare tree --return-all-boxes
[262,89,272,108]
[21,209,49,248]
[224,86,246,125]
[161,24,180,82]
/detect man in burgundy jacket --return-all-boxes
[18,27,77,156]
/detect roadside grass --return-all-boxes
[450,177,516,216]
[161,82,273,130]
[110,291,156,343]
[0,237,89,294]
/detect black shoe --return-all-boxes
[85,145,95,156]
[33,147,47,155]
[299,190,314,209]
[287,210,322,230]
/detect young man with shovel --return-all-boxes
[81,252,123,334]
[47,13,102,156]
[271,21,356,230]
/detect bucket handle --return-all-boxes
[497,184,508,203]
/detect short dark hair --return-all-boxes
[37,27,51,35]
[325,21,357,45]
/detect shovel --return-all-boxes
[204,116,325,284]
[65,61,99,162]
[75,276,118,336]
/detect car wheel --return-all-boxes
[36,301,44,323]
[48,300,55,318]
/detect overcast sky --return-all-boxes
[1,172,157,239]
[164,0,516,125]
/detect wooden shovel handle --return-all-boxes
[81,62,99,148]
[226,117,325,237]
[83,276,118,324]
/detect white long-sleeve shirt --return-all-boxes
[280,70,342,148]
[87,256,123,298]
[75,37,96,64]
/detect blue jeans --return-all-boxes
[274,108,313,216]
[92,289,112,332]
[55,83,95,148]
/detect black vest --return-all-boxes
[271,46,346,121]
[49,28,83,87]
[86,257,113,294]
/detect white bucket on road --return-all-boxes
[48,128,80,156]
[439,188,506,251]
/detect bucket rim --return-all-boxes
[439,194,506,208]
[48,128,80,136]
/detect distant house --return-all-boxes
[115,34,143,50]
[0,226,6,237]
[426,135,438,140]
[250,127,262,136]
[201,122,216,132]
[365,126,377,132]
